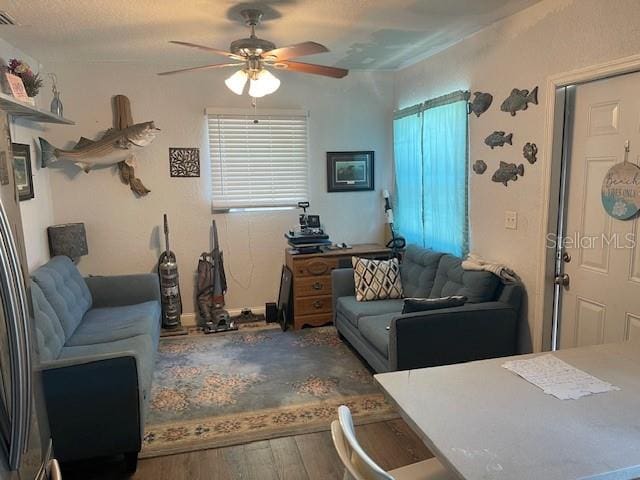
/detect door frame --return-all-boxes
[535,53,640,352]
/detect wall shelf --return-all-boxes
[0,91,74,125]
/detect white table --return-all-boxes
[375,342,640,480]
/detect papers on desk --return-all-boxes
[502,354,620,400]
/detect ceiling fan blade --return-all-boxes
[272,61,348,79]
[263,41,329,61]
[169,41,244,60]
[158,63,243,76]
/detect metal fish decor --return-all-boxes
[469,92,493,117]
[501,86,538,116]
[485,131,513,149]
[492,161,524,186]
[473,160,487,175]
[523,142,538,164]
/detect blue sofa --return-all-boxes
[31,256,161,470]
[332,245,523,373]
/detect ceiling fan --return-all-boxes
[158,8,349,98]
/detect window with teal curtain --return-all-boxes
[393,92,469,257]
[393,113,423,246]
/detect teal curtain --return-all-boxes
[422,100,468,256]
[392,96,468,257]
[393,114,423,246]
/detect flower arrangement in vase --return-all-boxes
[8,59,43,102]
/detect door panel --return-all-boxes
[578,157,615,272]
[588,101,619,136]
[624,312,640,341]
[575,297,606,347]
[558,71,640,349]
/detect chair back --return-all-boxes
[331,405,394,480]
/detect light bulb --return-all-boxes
[248,69,280,98]
[225,70,248,95]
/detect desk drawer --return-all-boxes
[296,276,332,297]
[295,313,333,329]
[295,295,332,315]
[292,257,339,277]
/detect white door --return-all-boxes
[558,71,640,349]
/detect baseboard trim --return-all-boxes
[179,306,266,327]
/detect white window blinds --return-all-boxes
[207,110,309,209]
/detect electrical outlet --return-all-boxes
[504,211,517,230]
[505,211,517,230]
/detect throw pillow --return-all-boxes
[352,256,403,302]
[401,295,467,314]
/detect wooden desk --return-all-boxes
[375,342,640,480]
[285,243,391,330]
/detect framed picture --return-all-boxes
[169,147,200,177]
[327,151,374,192]
[12,143,34,201]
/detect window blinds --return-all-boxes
[207,111,309,209]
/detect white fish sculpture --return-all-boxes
[39,121,160,173]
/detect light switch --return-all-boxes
[505,211,517,230]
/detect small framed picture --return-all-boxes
[3,73,29,103]
[12,143,34,201]
[326,151,374,192]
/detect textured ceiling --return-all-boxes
[0,0,541,70]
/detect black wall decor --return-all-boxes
[327,151,374,192]
[169,147,200,177]
[12,143,34,201]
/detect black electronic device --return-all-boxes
[265,302,278,323]
[287,202,331,250]
[307,215,321,229]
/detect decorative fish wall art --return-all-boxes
[39,121,160,173]
[523,142,538,164]
[473,160,487,175]
[469,92,493,117]
[492,162,524,186]
[485,131,513,149]
[500,86,538,116]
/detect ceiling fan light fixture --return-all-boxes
[225,69,248,95]
[248,69,280,98]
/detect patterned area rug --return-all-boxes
[141,326,397,457]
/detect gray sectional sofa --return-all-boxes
[30,256,161,470]
[332,245,522,373]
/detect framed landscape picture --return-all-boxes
[326,151,374,192]
[12,143,34,201]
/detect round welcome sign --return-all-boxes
[601,161,640,220]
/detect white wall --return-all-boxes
[0,38,55,271]
[394,0,640,352]
[41,63,394,319]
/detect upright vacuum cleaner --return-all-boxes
[198,220,237,334]
[383,190,406,258]
[158,214,185,334]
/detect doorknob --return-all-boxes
[554,273,570,287]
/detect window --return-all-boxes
[393,91,469,256]
[207,109,308,209]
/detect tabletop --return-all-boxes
[374,342,640,480]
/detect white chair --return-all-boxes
[331,405,455,480]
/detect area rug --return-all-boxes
[141,326,398,457]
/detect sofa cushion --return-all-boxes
[31,283,66,362]
[399,246,445,298]
[32,256,92,339]
[336,296,404,328]
[402,295,467,314]
[65,301,161,347]
[58,334,155,404]
[358,314,395,358]
[352,257,403,301]
[431,255,500,303]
